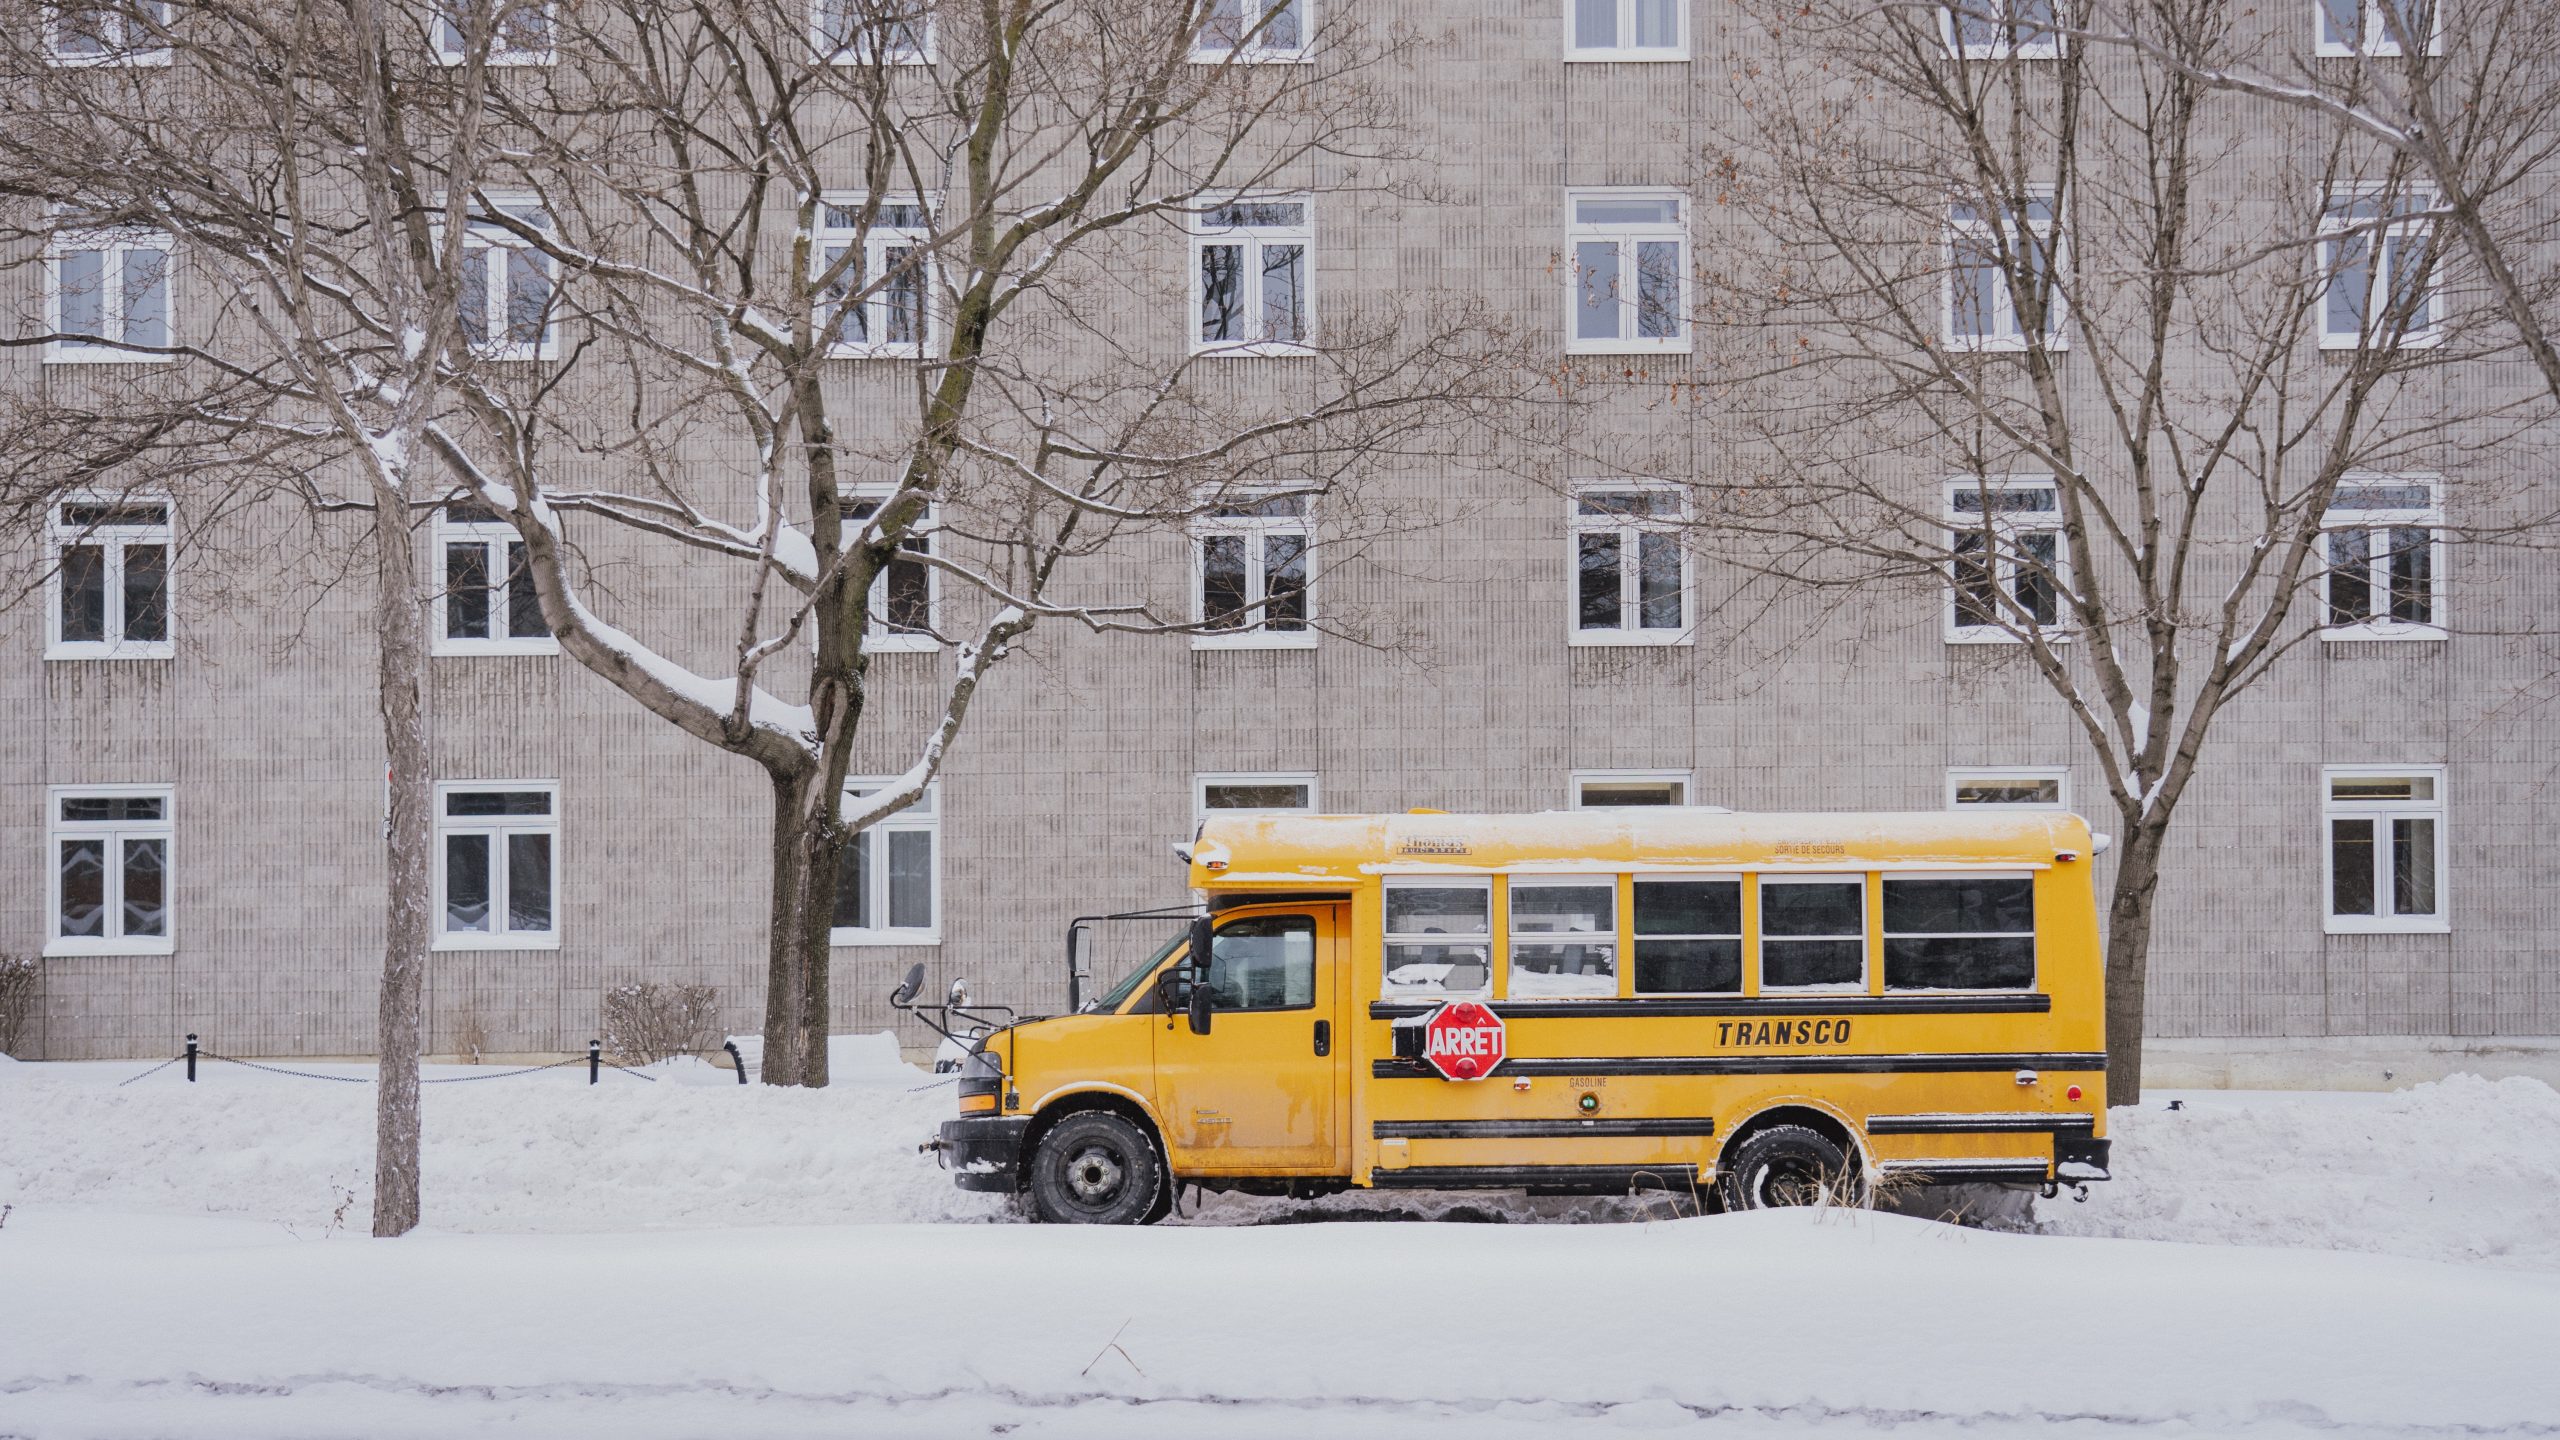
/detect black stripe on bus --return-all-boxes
[1368,995,2051,1021]
[1373,1117,1717,1140]
[1371,1052,2106,1080]
[1865,1112,2097,1136]
[1878,1161,2053,1184]
[1367,1164,1701,1192]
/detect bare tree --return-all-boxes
[1673,0,2545,1102]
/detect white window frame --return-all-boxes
[433,1,556,66]
[1565,190,1691,355]
[1192,492,1316,649]
[1571,770,1691,808]
[456,195,559,360]
[1189,196,1315,356]
[819,195,934,359]
[831,780,941,946]
[433,504,557,657]
[841,490,940,651]
[2316,0,2443,57]
[1755,872,1870,994]
[2321,476,2444,642]
[1196,772,1320,823]
[1945,768,2070,810]
[46,495,174,660]
[1191,0,1309,64]
[1568,484,1693,646]
[1941,0,2062,60]
[45,784,175,956]
[1564,0,1688,61]
[812,0,935,64]
[44,2,174,66]
[2322,765,2449,934]
[433,781,562,950]
[1945,477,2068,645]
[2318,187,2442,351]
[45,221,175,364]
[1945,192,2067,351]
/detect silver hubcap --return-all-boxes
[1066,1145,1125,1203]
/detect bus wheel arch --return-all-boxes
[1021,1092,1173,1225]
[1716,1105,1868,1212]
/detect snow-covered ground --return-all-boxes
[3,1044,2556,1437]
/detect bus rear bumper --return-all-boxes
[932,1116,1031,1192]
[2056,1134,2112,1182]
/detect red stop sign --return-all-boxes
[1422,1001,1507,1081]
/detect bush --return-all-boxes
[0,955,37,1057]
[599,981,720,1064]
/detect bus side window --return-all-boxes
[1882,875,2035,990]
[1382,881,1492,999]
[1633,877,1742,993]
[1206,915,1317,1011]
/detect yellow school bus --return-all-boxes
[926,808,2109,1222]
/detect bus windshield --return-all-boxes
[1085,927,1190,1013]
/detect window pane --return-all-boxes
[2384,231,2432,329]
[888,829,933,928]
[1633,0,1679,46]
[1581,779,1680,806]
[1386,885,1489,935]
[1761,880,1861,936]
[1578,532,1623,630]
[2387,526,2431,624]
[1263,532,1309,630]
[1763,939,1864,988]
[1633,939,1741,993]
[445,833,492,932]
[121,836,167,937]
[1951,236,2000,338]
[1884,936,2033,990]
[1951,532,1995,628]
[59,838,106,937]
[1200,534,1249,630]
[1385,941,1490,995]
[2326,233,2370,336]
[2330,817,2376,916]
[1511,942,1616,995]
[1263,0,1301,49]
[837,831,872,929]
[459,246,491,341]
[1635,239,1681,339]
[1261,242,1305,343]
[885,548,932,632]
[121,543,168,643]
[446,542,491,639]
[445,790,551,816]
[1512,883,1614,936]
[1884,877,2033,934]
[1573,0,1617,48]
[1953,777,2061,806]
[1575,199,1679,226]
[60,543,108,644]
[58,248,105,337]
[2331,775,2432,802]
[1206,915,1315,1010]
[1573,240,1621,340]
[2327,528,2373,625]
[1637,532,1681,628]
[503,541,545,639]
[62,795,165,822]
[504,248,549,347]
[2016,530,2059,625]
[1202,0,1246,48]
[884,245,925,345]
[506,832,552,932]
[1199,243,1244,342]
[1204,782,1312,810]
[1635,879,1740,935]
[2319,0,2358,45]
[121,248,169,348]
[2392,816,2437,916]
[827,243,868,346]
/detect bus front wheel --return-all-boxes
[1717,1124,1864,1211]
[1027,1111,1164,1225]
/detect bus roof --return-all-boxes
[1187,809,2097,890]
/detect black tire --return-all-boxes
[1716,1123,1864,1211]
[1027,1111,1164,1225]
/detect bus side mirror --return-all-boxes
[1185,913,1215,1035]
[1188,976,1213,1036]
[1069,927,1094,983]
[889,963,925,1007]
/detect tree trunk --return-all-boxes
[761,766,846,1086]
[2100,823,2168,1108]
[370,492,433,1237]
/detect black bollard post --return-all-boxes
[185,1033,198,1082]
[723,1040,747,1086]
[588,1039,601,1085]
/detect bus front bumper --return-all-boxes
[931,1116,1031,1192]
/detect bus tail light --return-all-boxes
[2066,1085,2083,1101]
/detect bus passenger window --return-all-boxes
[1508,881,1617,997]
[1632,878,1741,993]
[1882,876,2034,990]
[1382,881,1493,999]
[1758,876,1866,989]
[1205,915,1318,1010]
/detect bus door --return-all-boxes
[1153,905,1345,1171]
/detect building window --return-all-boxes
[820,198,931,356]
[1946,768,2068,809]
[842,494,938,649]
[1570,486,1690,643]
[1194,493,1313,646]
[2319,189,2438,349]
[1197,773,1319,821]
[1566,0,1685,60]
[1193,0,1305,62]
[1946,478,2064,643]
[832,781,939,943]
[47,222,173,362]
[1942,0,2060,59]
[1192,198,1312,353]
[1508,880,1617,998]
[2323,478,2442,640]
[1757,875,1866,990]
[2318,0,2440,57]
[1631,877,1741,994]
[2325,769,2446,933]
[435,1,555,65]
[46,2,172,65]
[47,498,171,659]
[813,0,933,62]
[48,787,173,955]
[459,197,558,359]
[1947,194,2063,349]
[435,784,559,947]
[1566,191,1688,353]
[1883,874,2035,990]
[435,502,554,655]
[1573,771,1688,808]
[1382,880,1493,1000]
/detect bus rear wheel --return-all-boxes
[1027,1111,1164,1225]
[1717,1124,1864,1211]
